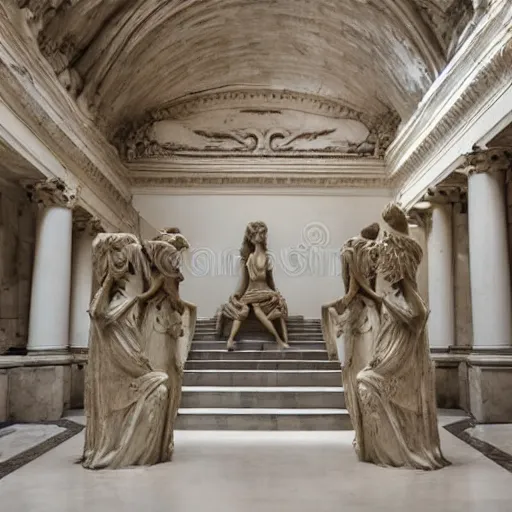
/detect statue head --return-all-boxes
[153,229,190,252]
[92,233,143,285]
[360,222,380,240]
[240,221,268,261]
[159,227,181,234]
[381,202,409,235]
[143,239,182,278]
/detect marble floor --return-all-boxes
[0,411,511,512]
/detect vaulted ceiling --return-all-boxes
[21,0,473,139]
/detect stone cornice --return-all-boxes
[0,3,137,230]
[128,156,388,190]
[387,0,512,189]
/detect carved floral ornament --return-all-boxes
[112,90,400,162]
[25,178,79,209]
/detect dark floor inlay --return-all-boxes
[0,419,84,480]
[444,419,512,473]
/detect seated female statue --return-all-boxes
[220,221,289,351]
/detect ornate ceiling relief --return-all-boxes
[113,90,400,162]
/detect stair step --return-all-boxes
[183,369,341,387]
[185,360,340,370]
[188,350,330,361]
[191,341,326,350]
[175,408,351,430]
[181,386,344,409]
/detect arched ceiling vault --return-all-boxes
[15,0,475,156]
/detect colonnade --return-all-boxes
[410,148,512,352]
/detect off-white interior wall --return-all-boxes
[133,191,392,318]
[138,216,158,239]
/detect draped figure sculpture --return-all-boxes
[83,233,169,469]
[321,223,380,455]
[141,230,195,461]
[321,223,380,361]
[218,221,289,351]
[153,228,197,368]
[355,203,450,470]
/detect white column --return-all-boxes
[69,217,102,351]
[427,201,456,348]
[26,179,77,353]
[467,149,512,347]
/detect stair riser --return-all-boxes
[191,342,326,350]
[185,361,340,370]
[181,390,344,409]
[175,413,351,430]
[195,326,322,331]
[183,371,341,387]
[188,351,330,361]
[193,337,325,343]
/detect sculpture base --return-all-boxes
[216,309,286,341]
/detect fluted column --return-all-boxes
[26,179,78,353]
[69,215,103,352]
[467,149,512,348]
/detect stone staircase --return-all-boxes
[176,317,350,430]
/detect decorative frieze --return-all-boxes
[112,90,400,162]
[25,178,79,209]
[130,174,388,190]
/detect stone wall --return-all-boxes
[0,185,37,354]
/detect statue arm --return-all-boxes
[266,267,277,291]
[88,275,113,320]
[138,275,164,302]
[341,269,360,307]
[234,265,249,298]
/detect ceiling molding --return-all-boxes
[0,3,137,232]
[387,1,512,193]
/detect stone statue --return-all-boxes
[83,233,169,469]
[153,227,197,368]
[140,236,184,462]
[218,221,289,351]
[355,203,450,470]
[321,223,381,453]
[321,223,380,361]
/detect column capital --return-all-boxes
[25,178,79,209]
[464,148,512,176]
[73,214,105,237]
[407,206,432,230]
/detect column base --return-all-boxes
[27,348,70,356]
[0,353,87,421]
[69,347,88,355]
[467,351,512,423]
[432,348,512,423]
